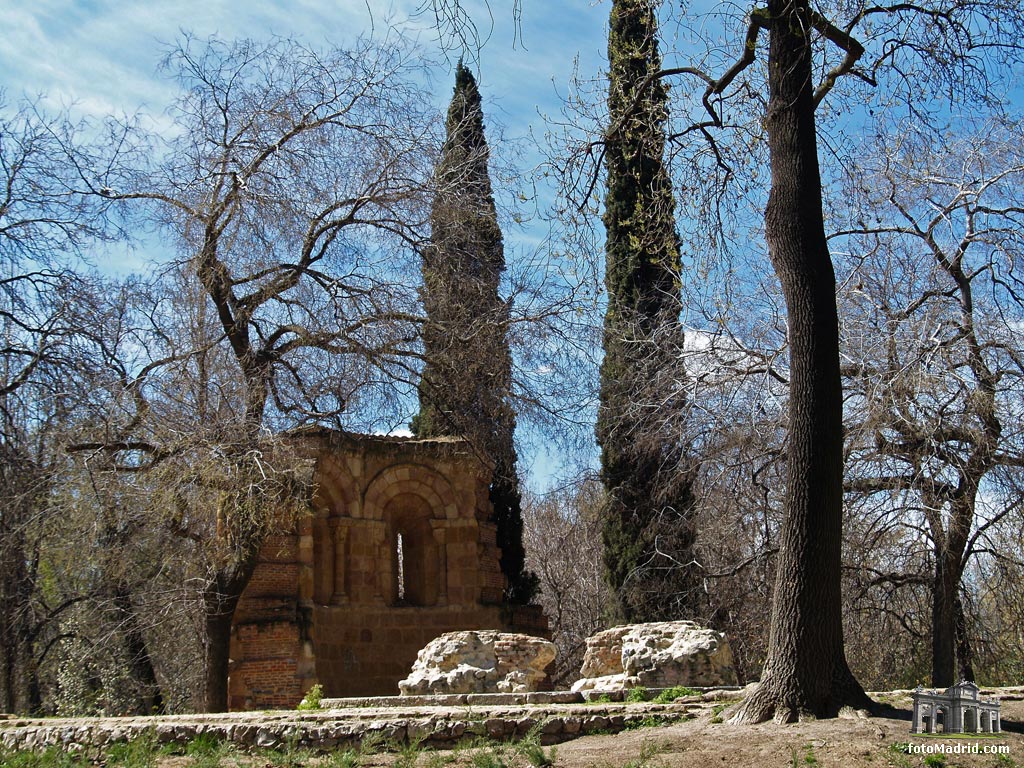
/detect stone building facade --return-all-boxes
[227,429,546,711]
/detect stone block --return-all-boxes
[572,621,738,692]
[399,630,556,695]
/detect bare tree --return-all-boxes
[0,96,125,713]
[522,478,613,686]
[837,116,1024,687]
[69,34,442,712]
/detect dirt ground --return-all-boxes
[391,694,1020,768]
[548,704,1021,768]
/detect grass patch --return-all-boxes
[625,687,648,703]
[619,739,666,768]
[513,727,556,768]
[106,731,158,768]
[0,746,92,768]
[885,742,913,768]
[263,729,312,768]
[323,749,362,768]
[183,732,237,768]
[652,686,699,704]
[623,714,676,731]
[709,703,729,724]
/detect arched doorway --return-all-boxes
[964,707,977,732]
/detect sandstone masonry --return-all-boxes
[228,429,546,710]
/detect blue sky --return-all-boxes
[0,1,608,137]
[0,1,611,486]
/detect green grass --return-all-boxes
[469,749,509,768]
[709,703,729,724]
[622,714,676,731]
[263,729,312,768]
[391,737,427,768]
[296,684,324,712]
[652,686,699,703]
[619,739,665,768]
[182,732,237,768]
[513,727,556,768]
[924,754,946,768]
[625,687,648,703]
[885,742,914,768]
[106,731,158,768]
[185,732,223,756]
[0,746,92,768]
[323,749,362,768]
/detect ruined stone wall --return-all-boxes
[228,430,546,710]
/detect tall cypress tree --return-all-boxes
[596,0,701,622]
[415,62,537,604]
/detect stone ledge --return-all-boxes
[0,701,701,753]
[321,691,584,709]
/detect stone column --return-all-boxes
[432,522,448,605]
[911,699,921,733]
[370,520,388,604]
[329,519,348,605]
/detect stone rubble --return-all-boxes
[572,620,738,692]
[399,630,556,695]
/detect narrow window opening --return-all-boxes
[397,532,405,601]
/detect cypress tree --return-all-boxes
[415,62,537,604]
[597,0,701,622]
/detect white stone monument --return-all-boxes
[911,681,1001,734]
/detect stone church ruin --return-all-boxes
[227,428,546,710]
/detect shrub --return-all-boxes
[296,684,323,711]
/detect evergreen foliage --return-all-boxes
[416,62,537,603]
[596,0,700,622]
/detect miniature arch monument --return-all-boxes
[911,681,1001,734]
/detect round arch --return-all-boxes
[361,462,460,522]
[313,453,357,517]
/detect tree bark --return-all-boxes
[955,592,975,684]
[113,585,164,715]
[731,0,869,723]
[200,566,252,713]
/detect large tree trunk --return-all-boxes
[732,0,869,723]
[113,585,164,715]
[928,489,972,687]
[931,553,958,687]
[954,592,975,684]
[200,567,251,713]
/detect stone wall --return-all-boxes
[228,429,547,710]
[312,606,510,698]
[0,700,694,752]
